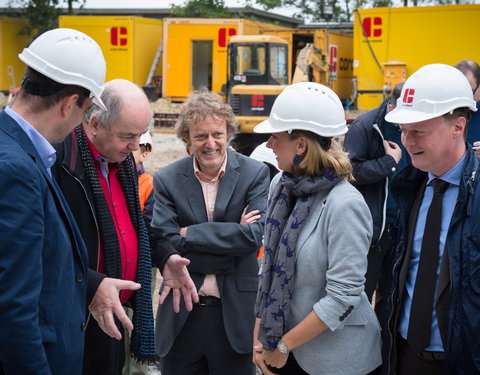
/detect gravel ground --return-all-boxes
[143,131,188,175]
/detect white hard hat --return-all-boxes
[19,28,107,110]
[385,63,477,124]
[249,142,279,171]
[254,82,347,137]
[139,131,152,146]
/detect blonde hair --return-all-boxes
[290,130,353,180]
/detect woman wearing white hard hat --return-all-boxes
[252,82,381,375]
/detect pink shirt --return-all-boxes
[86,135,138,304]
[193,154,227,298]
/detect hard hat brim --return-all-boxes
[92,97,107,111]
[385,107,442,124]
[254,118,278,134]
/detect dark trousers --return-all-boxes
[160,299,254,375]
[83,317,125,375]
[267,353,309,375]
[396,336,447,375]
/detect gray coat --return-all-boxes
[268,175,382,375]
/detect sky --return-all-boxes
[0,0,301,19]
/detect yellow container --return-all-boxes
[0,17,31,91]
[354,4,480,110]
[59,15,163,87]
[162,18,285,100]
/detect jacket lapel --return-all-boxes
[214,149,239,222]
[0,111,87,268]
[181,157,209,223]
[398,181,425,294]
[295,190,328,257]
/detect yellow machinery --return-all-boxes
[260,28,353,103]
[161,18,287,101]
[226,35,289,153]
[0,17,31,91]
[353,4,480,110]
[226,30,353,154]
[59,16,163,89]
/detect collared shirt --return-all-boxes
[85,134,138,304]
[398,152,466,351]
[5,106,56,177]
[193,154,227,298]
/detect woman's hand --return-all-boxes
[252,344,278,375]
[262,347,288,370]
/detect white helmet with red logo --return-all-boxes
[254,82,347,137]
[385,63,477,124]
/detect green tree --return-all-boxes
[249,0,468,22]
[170,0,231,18]
[6,0,84,37]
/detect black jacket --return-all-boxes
[377,148,480,375]
[51,131,106,303]
[344,98,404,242]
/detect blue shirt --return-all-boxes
[5,106,56,177]
[398,153,465,351]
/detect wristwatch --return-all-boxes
[277,339,289,354]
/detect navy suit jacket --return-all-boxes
[152,149,269,356]
[0,110,88,375]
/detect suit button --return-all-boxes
[80,322,86,331]
[76,274,84,282]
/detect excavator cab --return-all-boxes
[227,35,288,87]
[225,35,289,155]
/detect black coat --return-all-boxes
[344,99,403,242]
[52,131,106,303]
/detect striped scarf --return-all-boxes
[74,126,157,372]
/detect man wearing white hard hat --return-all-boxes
[376,64,479,375]
[0,28,105,374]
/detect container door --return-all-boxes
[192,40,213,91]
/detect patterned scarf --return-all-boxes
[255,171,343,350]
[74,126,157,372]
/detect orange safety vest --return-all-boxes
[138,173,153,212]
[257,246,264,260]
